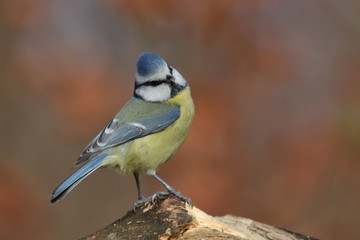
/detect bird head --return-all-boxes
[134,52,187,102]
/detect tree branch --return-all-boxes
[79,194,320,240]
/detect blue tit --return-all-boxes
[50,52,195,208]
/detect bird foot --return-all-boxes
[168,190,192,207]
[151,190,192,207]
[133,196,152,211]
[133,191,168,211]
[133,191,192,212]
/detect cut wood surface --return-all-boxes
[79,194,320,240]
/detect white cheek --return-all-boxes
[172,68,187,87]
[135,84,171,102]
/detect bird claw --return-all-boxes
[151,190,192,207]
[150,191,169,203]
[133,192,168,211]
[133,191,192,212]
[133,197,150,212]
[169,190,192,207]
[150,191,192,207]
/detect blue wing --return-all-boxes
[74,105,180,166]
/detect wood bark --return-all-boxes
[79,194,320,240]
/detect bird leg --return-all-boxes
[133,172,144,200]
[133,172,150,211]
[149,172,192,207]
[133,171,193,211]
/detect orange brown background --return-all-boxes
[0,1,359,239]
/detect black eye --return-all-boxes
[166,75,174,81]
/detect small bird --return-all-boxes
[50,52,195,208]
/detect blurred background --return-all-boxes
[1,0,359,239]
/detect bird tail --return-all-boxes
[50,154,107,205]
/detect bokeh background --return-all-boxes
[1,0,360,239]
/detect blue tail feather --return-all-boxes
[50,154,107,204]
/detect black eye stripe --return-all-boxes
[134,81,186,102]
[136,80,168,88]
[135,66,174,88]
[168,66,173,75]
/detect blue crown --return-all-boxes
[137,52,166,77]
